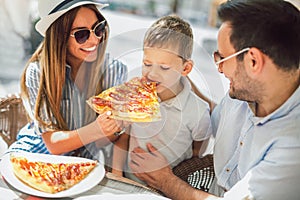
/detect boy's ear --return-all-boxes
[181,60,193,76]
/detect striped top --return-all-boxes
[7,53,127,160]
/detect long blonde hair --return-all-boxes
[20,5,108,131]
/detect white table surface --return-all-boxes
[0,172,166,200]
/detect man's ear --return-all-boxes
[247,47,265,75]
[181,59,194,76]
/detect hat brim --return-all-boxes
[36,1,108,37]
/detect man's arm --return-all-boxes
[129,143,220,200]
[188,76,216,113]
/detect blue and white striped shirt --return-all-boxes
[8,53,127,160]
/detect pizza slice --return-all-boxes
[10,154,97,193]
[87,77,161,122]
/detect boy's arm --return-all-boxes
[192,138,212,157]
[192,140,203,157]
[112,131,130,176]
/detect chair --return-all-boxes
[0,94,28,146]
[173,154,215,192]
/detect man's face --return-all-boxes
[217,23,262,102]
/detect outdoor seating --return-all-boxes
[0,94,27,146]
[173,154,214,192]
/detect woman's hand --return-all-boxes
[96,111,123,137]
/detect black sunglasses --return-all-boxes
[70,20,106,44]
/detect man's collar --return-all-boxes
[248,85,300,125]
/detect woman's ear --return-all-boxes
[181,59,194,76]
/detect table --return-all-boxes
[0,172,165,200]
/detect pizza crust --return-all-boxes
[12,162,60,193]
[111,110,161,122]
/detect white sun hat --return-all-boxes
[35,0,108,37]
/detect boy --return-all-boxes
[112,15,212,184]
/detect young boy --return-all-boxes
[112,15,212,184]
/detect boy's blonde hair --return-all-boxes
[143,15,193,60]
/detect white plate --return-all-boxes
[0,152,105,198]
[74,193,170,200]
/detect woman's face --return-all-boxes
[67,7,102,67]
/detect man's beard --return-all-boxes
[229,62,263,103]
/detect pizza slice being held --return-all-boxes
[87,77,161,122]
[10,154,97,194]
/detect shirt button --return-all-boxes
[240,141,244,146]
[226,168,230,172]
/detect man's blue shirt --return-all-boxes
[211,86,300,200]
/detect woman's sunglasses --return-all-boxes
[70,20,106,44]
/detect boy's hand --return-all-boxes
[111,169,124,177]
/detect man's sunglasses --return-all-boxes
[70,20,106,44]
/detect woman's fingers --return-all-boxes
[96,112,125,136]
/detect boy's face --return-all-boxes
[142,48,189,100]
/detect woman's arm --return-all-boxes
[42,113,123,155]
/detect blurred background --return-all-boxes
[1,0,299,102]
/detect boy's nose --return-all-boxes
[148,65,161,77]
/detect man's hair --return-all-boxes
[218,0,300,71]
[143,15,193,60]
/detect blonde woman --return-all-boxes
[7,0,127,161]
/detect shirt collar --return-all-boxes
[161,77,191,111]
[65,64,72,79]
[249,85,300,125]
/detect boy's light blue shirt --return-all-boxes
[211,86,300,200]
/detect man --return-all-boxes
[129,0,300,199]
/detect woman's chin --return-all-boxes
[84,54,97,62]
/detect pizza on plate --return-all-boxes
[10,154,97,193]
[87,77,161,122]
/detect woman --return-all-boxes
[7,0,127,161]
